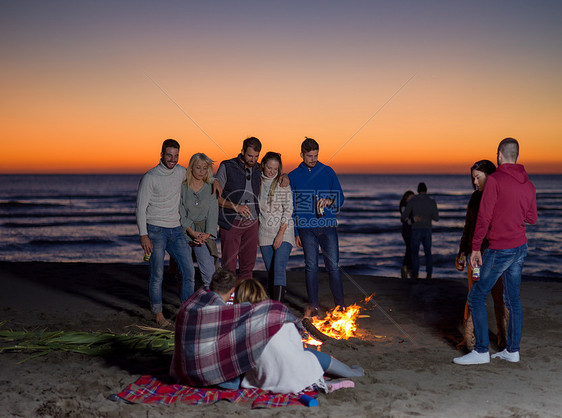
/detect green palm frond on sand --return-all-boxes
[0,322,175,363]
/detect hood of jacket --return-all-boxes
[497,163,530,184]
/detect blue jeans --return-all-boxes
[260,241,293,287]
[147,224,194,314]
[468,244,527,353]
[305,348,331,370]
[298,227,345,309]
[411,228,433,277]
[192,243,216,289]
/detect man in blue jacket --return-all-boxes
[289,137,345,318]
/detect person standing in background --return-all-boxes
[401,182,439,279]
[399,190,415,278]
[136,139,195,327]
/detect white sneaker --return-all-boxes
[453,350,490,365]
[491,349,520,363]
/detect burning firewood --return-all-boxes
[301,296,375,346]
[302,318,332,343]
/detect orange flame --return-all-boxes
[302,294,375,346]
[310,304,361,340]
[364,293,375,303]
[303,336,323,347]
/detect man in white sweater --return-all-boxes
[136,139,194,327]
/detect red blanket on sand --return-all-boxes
[117,375,317,408]
[170,288,297,387]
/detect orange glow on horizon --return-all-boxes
[2,154,559,175]
[2,3,561,175]
[2,85,560,174]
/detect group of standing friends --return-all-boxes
[136,136,345,328]
[398,138,538,364]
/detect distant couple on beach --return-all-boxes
[135,136,345,327]
[399,182,439,279]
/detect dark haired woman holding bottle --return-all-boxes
[456,160,508,350]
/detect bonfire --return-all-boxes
[303,294,374,346]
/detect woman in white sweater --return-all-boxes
[235,279,363,394]
[258,152,295,302]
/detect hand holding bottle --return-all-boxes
[455,253,466,271]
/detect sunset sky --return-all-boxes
[1,1,561,174]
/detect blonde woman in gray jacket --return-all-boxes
[258,152,295,302]
[179,153,219,289]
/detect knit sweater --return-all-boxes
[258,176,295,247]
[136,161,187,236]
[472,163,537,250]
[179,182,219,240]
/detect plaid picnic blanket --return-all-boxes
[170,288,298,387]
[117,375,317,408]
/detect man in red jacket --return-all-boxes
[454,138,537,365]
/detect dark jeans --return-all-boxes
[411,228,433,277]
[298,227,345,309]
[260,241,293,287]
[147,224,194,314]
[469,244,527,353]
[401,223,412,268]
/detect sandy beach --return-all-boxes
[1,261,561,417]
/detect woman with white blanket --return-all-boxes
[234,279,363,394]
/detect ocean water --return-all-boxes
[0,173,560,280]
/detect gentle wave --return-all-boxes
[0,201,64,208]
[0,173,559,279]
[29,238,116,246]
[2,219,136,228]
[0,210,134,217]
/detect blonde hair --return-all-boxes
[185,153,214,186]
[234,279,268,304]
[260,152,283,205]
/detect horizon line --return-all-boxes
[1,171,561,176]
